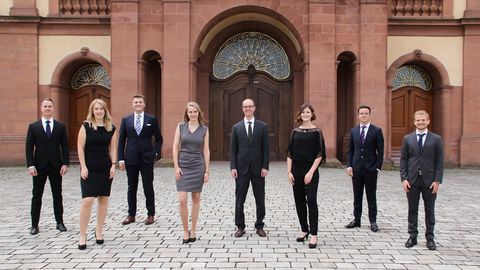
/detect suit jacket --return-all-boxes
[230,119,269,176]
[400,131,444,185]
[118,113,163,165]
[347,124,384,172]
[25,120,69,169]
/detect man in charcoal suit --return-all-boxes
[400,110,443,250]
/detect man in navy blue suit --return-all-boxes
[118,94,162,225]
[345,105,384,232]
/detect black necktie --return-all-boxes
[360,125,366,145]
[418,133,425,152]
[247,121,253,144]
[46,120,52,138]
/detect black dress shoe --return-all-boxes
[256,228,267,237]
[296,232,309,242]
[56,223,67,232]
[426,239,436,250]
[234,228,245,238]
[30,226,39,235]
[345,220,361,229]
[370,222,379,232]
[405,237,417,248]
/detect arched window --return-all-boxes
[213,32,290,80]
[71,64,111,90]
[392,65,432,91]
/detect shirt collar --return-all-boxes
[42,117,53,124]
[416,129,428,136]
[360,123,370,128]
[244,117,255,124]
[135,112,144,118]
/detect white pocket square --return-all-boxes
[146,123,152,126]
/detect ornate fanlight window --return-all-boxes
[213,32,290,80]
[71,64,111,90]
[392,65,432,91]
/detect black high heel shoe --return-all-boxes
[182,238,190,244]
[308,236,318,249]
[296,232,309,242]
[78,244,86,250]
[95,231,104,245]
[188,230,196,243]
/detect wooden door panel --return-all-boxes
[255,86,279,160]
[69,89,93,150]
[223,86,248,160]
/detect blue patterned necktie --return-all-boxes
[135,114,142,135]
[46,120,52,138]
[418,133,425,152]
[360,125,366,145]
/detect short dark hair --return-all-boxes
[295,103,316,125]
[357,105,371,113]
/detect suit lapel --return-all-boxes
[37,120,49,139]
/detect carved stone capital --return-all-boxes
[80,47,90,57]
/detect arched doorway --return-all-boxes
[391,65,433,151]
[69,64,111,151]
[209,32,293,160]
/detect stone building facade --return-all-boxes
[1,0,479,166]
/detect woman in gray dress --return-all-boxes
[172,101,210,244]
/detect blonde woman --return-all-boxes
[77,99,118,250]
[172,101,210,244]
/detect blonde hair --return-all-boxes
[183,101,206,125]
[86,99,113,131]
[413,110,430,120]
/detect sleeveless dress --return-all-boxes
[81,122,116,198]
[176,122,208,192]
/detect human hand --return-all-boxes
[304,171,313,185]
[175,167,182,181]
[287,172,295,185]
[346,167,353,177]
[109,164,115,179]
[27,167,37,176]
[402,180,410,192]
[231,169,238,179]
[118,163,125,170]
[430,181,440,194]
[261,168,269,178]
[60,165,69,176]
[204,172,209,183]
[81,167,88,180]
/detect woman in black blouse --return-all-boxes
[287,103,326,248]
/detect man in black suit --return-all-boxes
[400,110,443,250]
[25,98,69,235]
[230,98,270,237]
[118,94,162,225]
[346,105,384,232]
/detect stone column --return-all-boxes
[460,1,480,166]
[9,0,38,16]
[307,0,336,160]
[110,0,139,118]
[161,0,191,158]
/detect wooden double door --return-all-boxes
[391,87,433,150]
[209,72,292,160]
[69,86,110,150]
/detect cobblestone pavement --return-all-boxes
[0,162,479,269]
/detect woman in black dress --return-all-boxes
[287,103,326,249]
[77,99,117,250]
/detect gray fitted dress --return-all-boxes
[176,122,208,192]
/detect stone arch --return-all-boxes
[139,50,162,120]
[386,50,452,163]
[336,51,359,163]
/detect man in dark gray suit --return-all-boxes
[400,110,444,250]
[230,98,269,238]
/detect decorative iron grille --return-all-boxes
[71,64,111,90]
[213,32,290,80]
[392,65,432,91]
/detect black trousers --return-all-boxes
[292,161,319,235]
[31,165,63,227]
[407,176,436,240]
[235,167,265,230]
[352,169,378,223]
[126,162,155,216]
